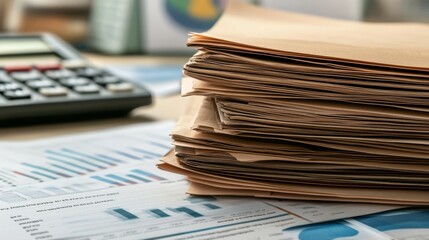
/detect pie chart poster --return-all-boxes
[141,0,254,54]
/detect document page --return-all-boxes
[0,121,402,239]
[0,180,401,240]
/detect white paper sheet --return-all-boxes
[0,121,403,239]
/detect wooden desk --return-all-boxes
[0,54,189,141]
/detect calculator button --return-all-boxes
[94,76,121,86]
[36,63,61,72]
[0,72,12,83]
[75,67,102,78]
[45,69,75,79]
[10,70,41,82]
[107,82,135,93]
[0,83,20,92]
[4,65,32,72]
[26,79,55,89]
[39,86,68,97]
[73,84,100,94]
[3,89,31,100]
[60,77,90,87]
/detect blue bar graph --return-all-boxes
[13,171,41,181]
[186,196,217,203]
[47,156,95,172]
[105,174,137,185]
[149,141,171,150]
[148,209,170,218]
[96,154,124,164]
[61,148,117,166]
[130,148,160,158]
[22,163,71,178]
[113,150,142,160]
[173,207,204,218]
[49,164,83,175]
[91,176,125,186]
[126,174,151,183]
[46,150,106,169]
[203,203,221,210]
[110,208,139,220]
[131,169,166,181]
[45,187,68,194]
[31,171,57,180]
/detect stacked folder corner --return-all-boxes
[158,2,429,205]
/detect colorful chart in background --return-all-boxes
[165,0,227,30]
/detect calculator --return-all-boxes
[0,33,152,124]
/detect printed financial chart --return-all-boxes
[281,209,429,240]
[0,181,297,240]
[0,121,413,240]
[0,121,178,200]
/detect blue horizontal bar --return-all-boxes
[112,208,139,220]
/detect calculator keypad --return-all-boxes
[0,65,138,101]
[44,69,75,79]
[60,77,90,87]
[75,67,102,78]
[26,79,55,89]
[10,70,41,82]
[73,84,100,94]
[0,83,21,92]
[39,86,68,97]
[3,89,32,100]
[94,76,121,86]
[107,82,135,93]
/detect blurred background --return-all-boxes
[0,0,428,54]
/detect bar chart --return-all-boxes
[0,180,308,240]
[0,121,175,188]
[90,167,170,187]
[0,162,182,203]
[146,203,223,219]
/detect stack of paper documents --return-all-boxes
[158,2,429,205]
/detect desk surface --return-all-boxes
[0,54,189,141]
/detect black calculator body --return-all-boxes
[0,33,152,124]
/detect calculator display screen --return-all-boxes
[0,38,53,55]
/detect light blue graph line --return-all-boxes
[130,147,160,158]
[46,150,105,169]
[131,169,166,181]
[31,171,57,180]
[49,164,83,175]
[96,154,124,163]
[47,156,94,172]
[61,148,117,166]
[126,174,151,183]
[106,174,137,184]
[112,150,142,160]
[45,187,67,194]
[22,163,71,178]
[148,141,171,150]
[91,176,123,186]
